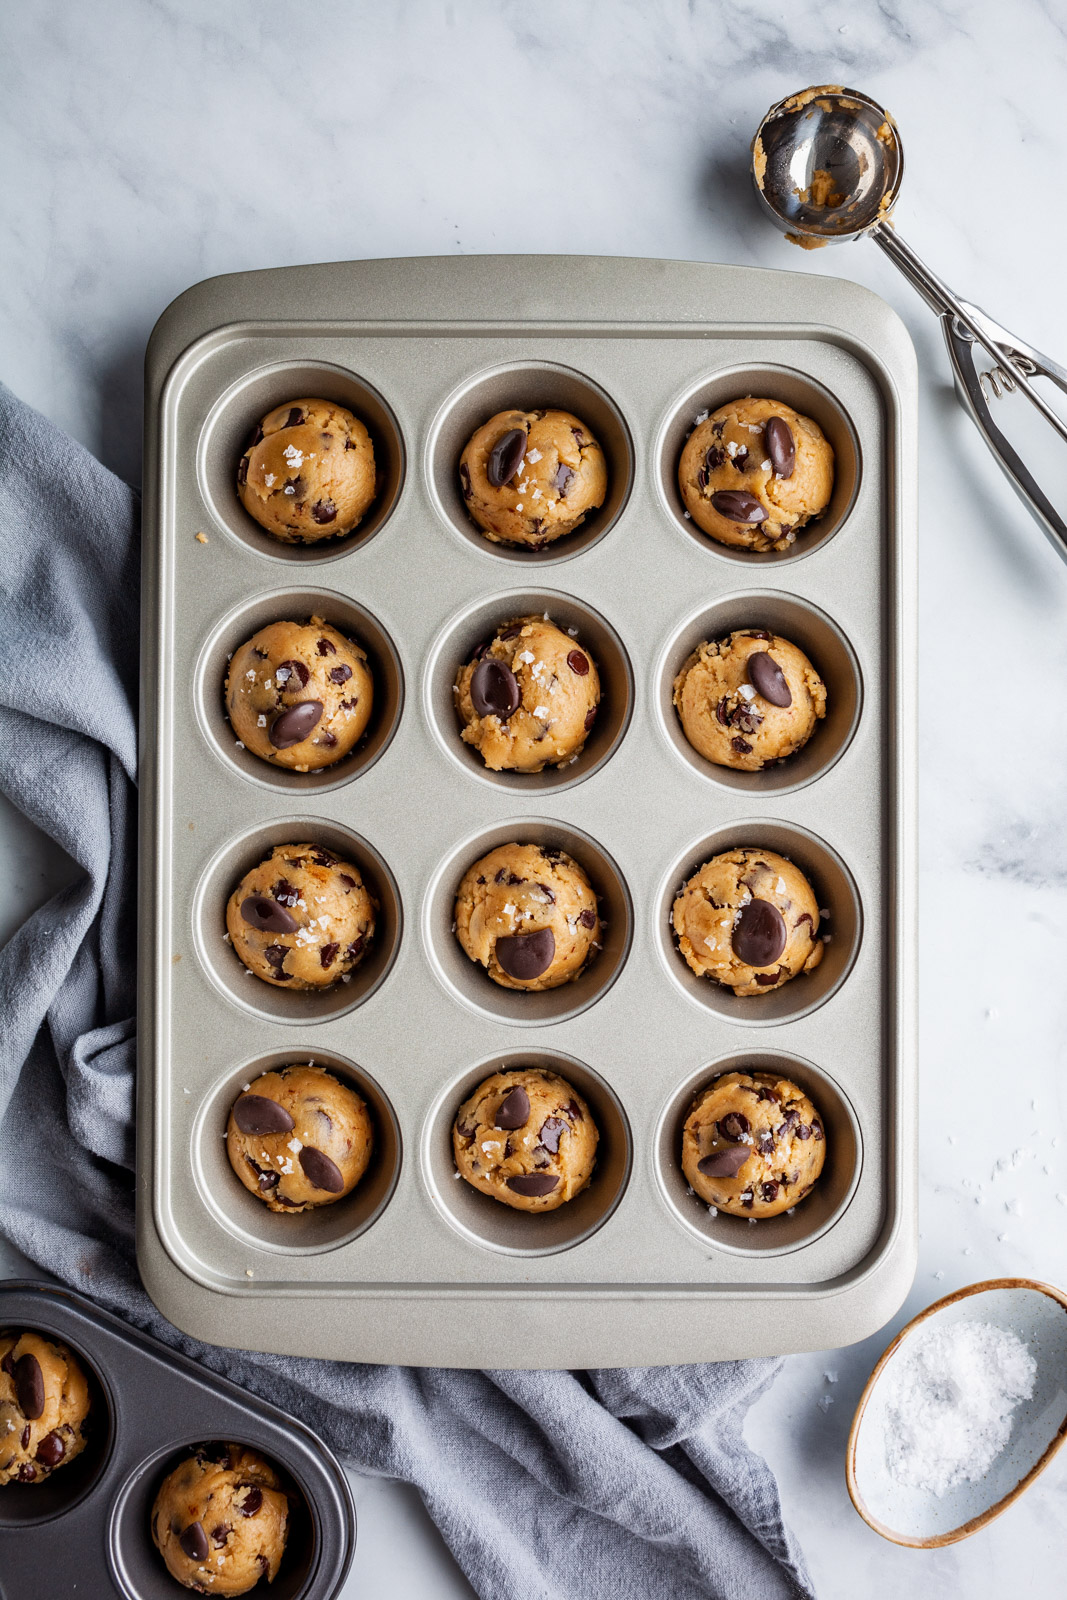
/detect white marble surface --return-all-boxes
[4,0,1067,1593]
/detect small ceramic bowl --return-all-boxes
[847,1277,1067,1546]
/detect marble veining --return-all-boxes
[3,1,1067,1594]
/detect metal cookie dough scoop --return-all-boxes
[754,84,1067,565]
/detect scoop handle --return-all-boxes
[871,222,1067,563]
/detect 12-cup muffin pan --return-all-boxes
[138,255,918,1366]
[0,1280,354,1598]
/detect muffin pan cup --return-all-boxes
[0,1280,354,1600]
[139,255,917,1366]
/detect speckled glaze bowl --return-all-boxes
[847,1278,1067,1546]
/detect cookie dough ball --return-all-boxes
[673,629,826,771]
[227,1065,373,1212]
[459,408,607,548]
[682,1071,826,1218]
[455,615,601,772]
[679,398,834,552]
[225,616,374,772]
[0,1332,90,1485]
[151,1444,289,1596]
[454,843,599,991]
[453,1068,598,1211]
[237,398,376,545]
[226,843,376,990]
[672,848,824,996]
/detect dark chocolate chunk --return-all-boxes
[13,1353,45,1419]
[747,652,792,708]
[311,498,337,525]
[812,1120,824,1142]
[741,1190,755,1209]
[240,895,298,935]
[35,1429,65,1468]
[270,700,324,748]
[755,1086,780,1103]
[233,1094,295,1136]
[239,1485,263,1517]
[283,407,304,428]
[316,637,337,656]
[20,1424,30,1448]
[754,972,780,986]
[16,1462,36,1481]
[237,455,249,486]
[538,1116,567,1153]
[777,1110,800,1139]
[459,461,472,499]
[795,1122,812,1140]
[697,1145,750,1178]
[761,1180,780,1203]
[732,899,787,967]
[498,623,522,641]
[577,908,597,930]
[262,945,288,977]
[567,649,589,676]
[494,1085,530,1130]
[536,883,556,903]
[249,424,264,448]
[0,1351,13,1377]
[320,941,340,968]
[757,1131,776,1156]
[179,1522,210,1563]
[564,1099,583,1121]
[495,927,556,981]
[487,427,527,488]
[298,1145,345,1193]
[470,657,520,720]
[272,879,299,907]
[328,664,352,685]
[506,1172,560,1198]
[211,1523,231,1548]
[311,847,337,866]
[716,697,731,726]
[710,490,767,524]
[338,873,356,890]
[733,447,749,471]
[764,416,796,478]
[704,444,726,471]
[744,629,772,640]
[495,868,524,886]
[718,1112,750,1142]
[584,706,597,730]
[288,474,306,500]
[346,936,364,962]
[554,463,575,497]
[731,736,753,755]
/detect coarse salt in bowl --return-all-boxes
[847,1278,1067,1546]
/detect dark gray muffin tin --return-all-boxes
[138,255,918,1366]
[0,1281,354,1598]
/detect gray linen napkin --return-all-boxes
[0,379,814,1600]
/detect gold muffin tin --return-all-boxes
[138,255,917,1365]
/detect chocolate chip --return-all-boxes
[284,407,304,428]
[272,879,299,907]
[567,649,589,676]
[337,874,356,892]
[718,1112,750,1142]
[584,707,597,730]
[35,1429,65,1467]
[270,700,324,748]
[761,1181,780,1203]
[577,908,597,930]
[233,1094,295,1136]
[741,1190,755,1209]
[564,1099,583,1120]
[812,1120,824,1142]
[288,474,306,500]
[506,1173,560,1197]
[311,498,337,524]
[320,941,340,968]
[459,462,472,499]
[494,1085,530,1129]
[495,927,556,981]
[539,1116,567,1153]
[328,664,352,685]
[495,869,523,886]
[257,1555,270,1577]
[13,1353,45,1420]
[316,637,337,656]
[20,1424,30,1448]
[16,1462,36,1481]
[456,1119,477,1143]
[697,1145,750,1178]
[731,736,753,754]
[312,847,337,866]
[704,444,726,471]
[554,463,575,496]
[298,1146,345,1193]
[572,426,585,444]
[470,657,520,720]
[732,899,787,967]
[0,1351,13,1378]
[747,652,792,708]
[237,455,249,485]
[756,1086,780,1103]
[777,1110,800,1139]
[757,1131,776,1156]
[262,945,288,977]
[764,417,796,478]
[249,424,264,448]
[710,490,767,523]
[346,936,364,961]
[249,1159,279,1191]
[211,1522,231,1548]
[733,447,749,471]
[536,883,556,903]
[240,895,298,935]
[795,1122,812,1139]
[179,1522,209,1562]
[498,623,522,641]
[487,427,527,487]
[239,1485,263,1517]
[744,629,772,640]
